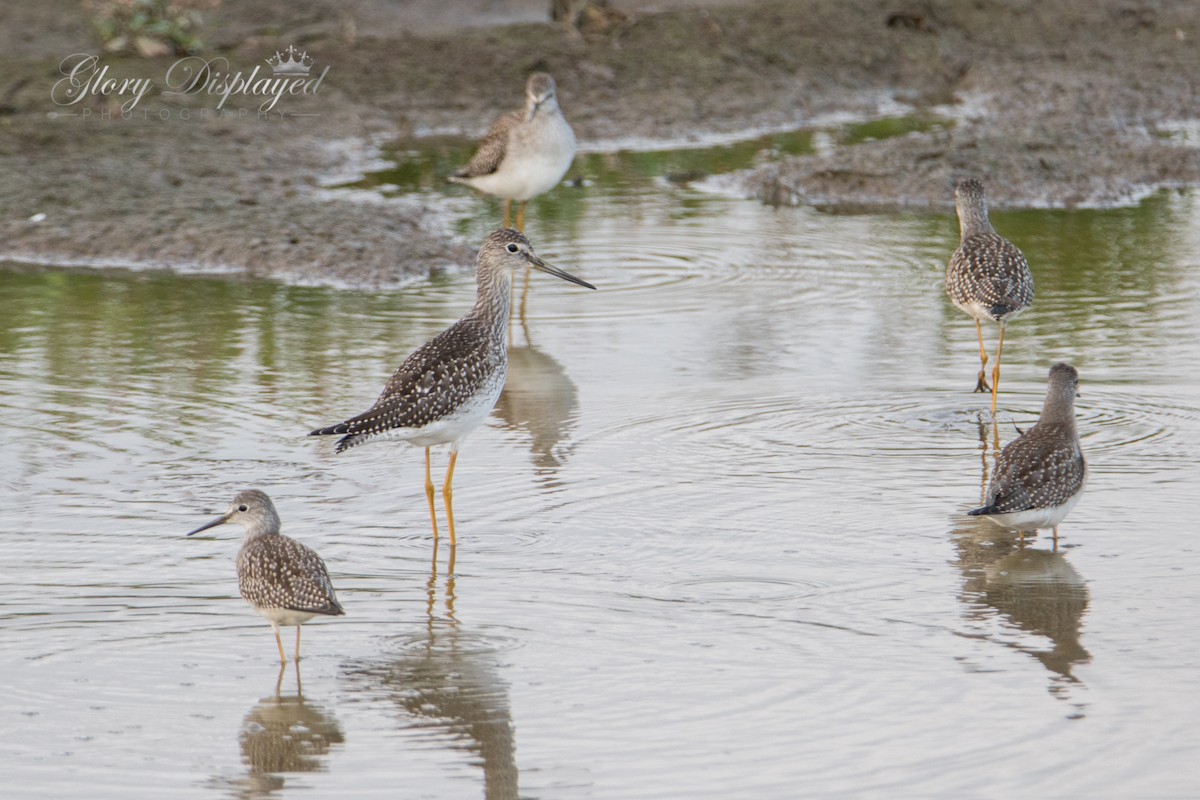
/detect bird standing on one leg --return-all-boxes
[448,73,576,232]
[309,229,594,552]
[945,178,1034,414]
[969,363,1086,547]
[186,490,345,664]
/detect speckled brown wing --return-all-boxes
[946,233,1034,320]
[237,536,344,615]
[310,316,501,452]
[981,423,1085,513]
[452,110,522,179]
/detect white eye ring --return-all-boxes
[506,243,519,253]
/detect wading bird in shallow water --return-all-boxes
[186,490,345,663]
[969,363,1086,547]
[309,229,595,553]
[448,73,576,232]
[945,178,1034,414]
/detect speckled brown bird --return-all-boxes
[448,73,576,232]
[970,363,1086,543]
[186,489,344,663]
[946,178,1035,414]
[309,229,594,550]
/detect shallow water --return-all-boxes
[2,132,1199,798]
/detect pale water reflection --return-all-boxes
[2,132,1200,798]
[225,668,345,799]
[348,581,520,800]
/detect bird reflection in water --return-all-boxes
[495,318,580,480]
[954,523,1091,708]
[227,665,345,799]
[348,570,520,800]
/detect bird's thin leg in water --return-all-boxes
[516,201,528,232]
[990,323,1007,415]
[974,319,991,394]
[272,622,287,664]
[294,626,302,663]
[425,447,440,540]
[443,447,459,549]
[502,199,512,229]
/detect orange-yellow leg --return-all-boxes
[502,199,512,229]
[272,622,287,664]
[515,201,527,232]
[442,448,459,549]
[425,447,440,540]
[973,319,991,394]
[990,323,1007,415]
[294,626,302,663]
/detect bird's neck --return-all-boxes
[241,519,281,543]
[957,205,994,240]
[527,96,559,122]
[1039,392,1078,429]
[473,268,513,343]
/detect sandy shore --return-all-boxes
[1,0,1198,286]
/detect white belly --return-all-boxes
[254,606,317,627]
[980,487,1085,531]
[374,365,507,449]
[468,116,575,201]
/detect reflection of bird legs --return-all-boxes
[508,264,534,342]
[426,553,438,622]
[446,574,458,623]
[519,264,533,329]
[975,411,991,505]
[990,323,1007,415]
[973,319,991,394]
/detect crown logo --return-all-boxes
[266,45,314,77]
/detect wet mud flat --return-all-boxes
[2,0,1199,285]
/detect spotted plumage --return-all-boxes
[945,178,1035,411]
[309,229,594,547]
[238,535,344,616]
[970,363,1086,535]
[448,73,576,231]
[314,315,507,454]
[186,489,344,663]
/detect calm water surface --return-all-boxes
[2,130,1199,798]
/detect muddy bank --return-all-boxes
[744,1,1200,209]
[1,0,1199,286]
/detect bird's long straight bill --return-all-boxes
[186,514,230,536]
[527,254,595,290]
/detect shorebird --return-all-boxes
[186,489,345,663]
[448,73,576,232]
[946,178,1035,414]
[969,363,1086,545]
[309,229,594,550]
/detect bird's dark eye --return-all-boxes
[506,243,519,253]
[238,504,248,512]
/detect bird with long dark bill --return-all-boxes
[309,229,595,551]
